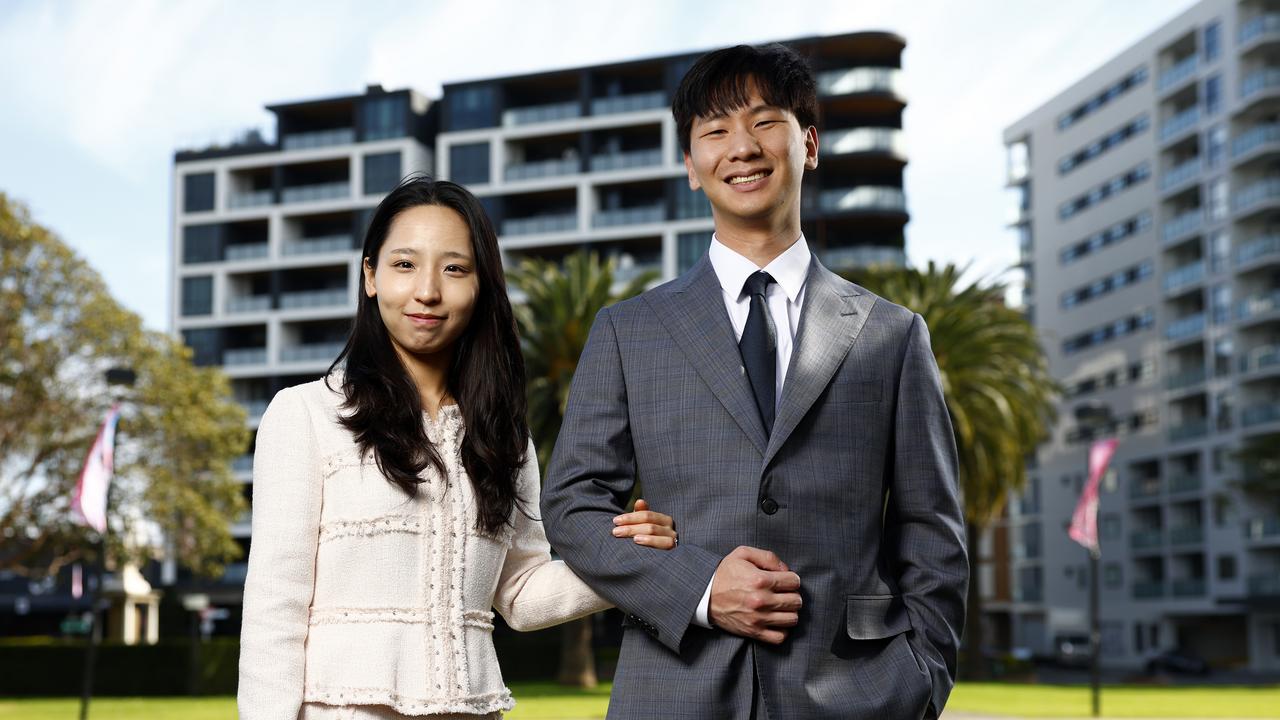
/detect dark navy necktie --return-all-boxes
[739,271,777,436]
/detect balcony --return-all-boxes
[1168,525,1204,546]
[1168,417,1209,443]
[822,128,905,157]
[1165,366,1207,391]
[593,205,665,228]
[1234,177,1280,216]
[1237,289,1280,322]
[1242,401,1280,427]
[282,181,350,205]
[1165,313,1205,342]
[589,148,663,173]
[1162,210,1203,245]
[1171,578,1206,598]
[590,91,666,116]
[818,186,906,214]
[280,341,346,364]
[281,128,355,151]
[821,245,907,269]
[1240,345,1280,375]
[1233,124,1280,160]
[817,67,902,97]
[1159,107,1199,144]
[504,158,579,182]
[1241,13,1280,46]
[1133,580,1166,599]
[1237,235,1280,267]
[283,235,353,256]
[226,295,272,314]
[278,288,349,310]
[501,213,578,236]
[1245,515,1280,541]
[1167,473,1202,494]
[242,399,269,420]
[1129,477,1161,500]
[1158,55,1198,94]
[1247,574,1280,596]
[1160,157,1201,191]
[503,101,581,127]
[1242,67,1280,101]
[1130,529,1164,550]
[218,562,249,585]
[1163,261,1204,294]
[232,453,254,474]
[222,347,267,366]
[228,190,274,209]
[223,243,269,262]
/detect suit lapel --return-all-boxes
[763,258,876,468]
[643,257,769,455]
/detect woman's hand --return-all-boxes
[611,499,678,550]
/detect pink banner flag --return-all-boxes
[1068,438,1119,552]
[71,404,121,534]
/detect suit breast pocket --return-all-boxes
[830,379,882,404]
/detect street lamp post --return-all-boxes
[1072,401,1114,720]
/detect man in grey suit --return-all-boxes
[541,42,967,720]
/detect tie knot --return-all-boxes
[742,271,776,298]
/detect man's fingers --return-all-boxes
[613,523,673,537]
[613,511,671,527]
[760,610,800,627]
[755,627,789,645]
[633,535,676,550]
[633,498,650,513]
[731,545,786,572]
[767,570,802,593]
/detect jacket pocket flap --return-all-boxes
[845,594,910,640]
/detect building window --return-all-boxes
[1213,337,1233,377]
[1209,229,1230,273]
[1208,178,1229,221]
[1203,21,1221,63]
[1105,563,1123,589]
[1205,125,1226,171]
[361,94,407,141]
[363,151,402,196]
[1217,555,1236,581]
[670,178,712,220]
[1059,164,1150,220]
[1100,513,1122,541]
[1021,522,1042,559]
[1211,283,1232,325]
[181,328,220,367]
[1058,66,1148,131]
[183,172,215,213]
[1061,212,1151,265]
[449,142,491,185]
[677,231,712,274]
[182,223,221,264]
[1203,75,1223,116]
[447,84,497,131]
[181,276,213,317]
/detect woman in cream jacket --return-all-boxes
[238,177,677,719]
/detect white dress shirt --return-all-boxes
[692,234,811,628]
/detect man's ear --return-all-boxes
[362,257,377,298]
[684,151,702,191]
[804,126,819,171]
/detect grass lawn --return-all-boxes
[2,682,1277,719]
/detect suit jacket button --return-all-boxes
[759,497,779,515]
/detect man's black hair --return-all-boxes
[671,43,819,155]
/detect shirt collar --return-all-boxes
[708,234,811,304]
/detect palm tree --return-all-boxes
[507,250,658,688]
[843,260,1059,678]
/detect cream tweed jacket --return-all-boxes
[238,379,609,719]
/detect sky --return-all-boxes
[0,0,1201,331]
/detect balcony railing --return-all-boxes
[588,148,663,173]
[278,288,349,310]
[228,190,274,209]
[279,341,346,364]
[1234,177,1280,214]
[590,91,666,116]
[1159,107,1199,143]
[282,181,350,204]
[1168,525,1204,546]
[232,454,254,474]
[503,101,581,127]
[1242,67,1280,100]
[1168,417,1209,442]
[1133,580,1166,599]
[822,128,905,157]
[222,347,267,366]
[1171,578,1206,597]
[1161,157,1201,191]
[1129,477,1161,500]
[1165,313,1206,342]
[505,157,579,182]
[226,296,272,314]
[1167,473,1202,494]
[1247,574,1280,595]
[821,245,907,269]
[1163,261,1204,293]
[241,399,269,420]
[281,128,355,151]
[1130,529,1164,550]
[1244,515,1280,541]
[1241,13,1280,45]
[1165,367,1207,391]
[1158,55,1198,93]
[501,213,578,236]
[1237,235,1280,266]
[1237,289,1280,322]
[1016,586,1043,604]
[1239,344,1280,375]
[1162,210,1203,245]
[612,260,663,284]
[593,205,665,228]
[283,235,353,256]
[1233,124,1280,159]
[224,243,269,261]
[818,186,906,213]
[1242,402,1280,427]
[817,67,901,96]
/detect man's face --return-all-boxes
[684,80,818,232]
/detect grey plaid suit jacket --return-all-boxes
[541,254,967,720]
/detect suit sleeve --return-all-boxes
[237,386,322,720]
[540,306,722,655]
[492,439,613,631]
[887,312,969,719]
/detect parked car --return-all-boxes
[1053,633,1094,667]
[1144,648,1209,676]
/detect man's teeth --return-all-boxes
[728,172,767,185]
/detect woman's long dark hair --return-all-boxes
[326,175,528,535]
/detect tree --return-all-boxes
[0,192,247,581]
[843,260,1059,678]
[1233,432,1280,510]
[507,251,657,687]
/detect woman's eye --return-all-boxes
[393,260,414,270]
[445,264,468,274]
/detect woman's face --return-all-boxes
[363,204,480,365]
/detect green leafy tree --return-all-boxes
[844,260,1059,678]
[507,251,657,687]
[1233,432,1280,510]
[0,192,247,580]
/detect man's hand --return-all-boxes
[708,546,802,644]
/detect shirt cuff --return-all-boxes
[692,576,714,628]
